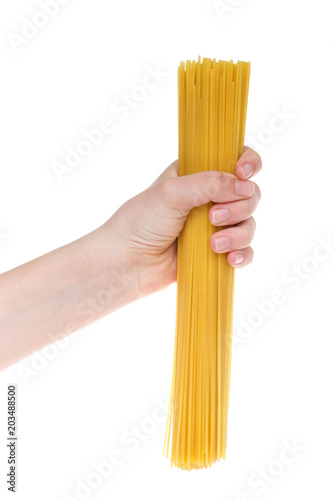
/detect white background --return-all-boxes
[0,0,334,499]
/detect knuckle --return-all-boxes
[241,218,255,245]
[248,247,255,263]
[243,146,262,172]
[208,170,222,182]
[249,217,256,234]
[245,198,254,217]
[251,216,257,231]
[203,170,224,199]
[233,199,253,222]
[208,170,224,186]
[255,151,262,168]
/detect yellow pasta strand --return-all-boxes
[163,57,251,471]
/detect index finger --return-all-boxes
[235,146,262,180]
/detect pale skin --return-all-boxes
[0,147,261,371]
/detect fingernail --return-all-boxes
[235,179,255,196]
[235,253,244,264]
[241,163,254,179]
[215,236,231,252]
[212,208,229,224]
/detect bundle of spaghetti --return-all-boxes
[163,57,251,470]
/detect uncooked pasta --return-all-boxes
[163,57,251,470]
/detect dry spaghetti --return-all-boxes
[163,57,251,470]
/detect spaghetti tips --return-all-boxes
[163,57,251,470]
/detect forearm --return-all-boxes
[0,149,261,372]
[0,222,140,371]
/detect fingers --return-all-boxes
[208,183,261,226]
[235,146,262,180]
[155,145,262,185]
[158,169,255,216]
[227,246,254,268]
[206,146,260,268]
[210,217,256,255]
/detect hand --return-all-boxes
[0,147,261,369]
[107,146,262,297]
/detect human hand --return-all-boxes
[107,146,262,297]
[0,146,262,370]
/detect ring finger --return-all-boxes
[210,217,256,254]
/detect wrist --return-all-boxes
[98,216,175,301]
[93,220,146,303]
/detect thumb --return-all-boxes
[154,161,255,215]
